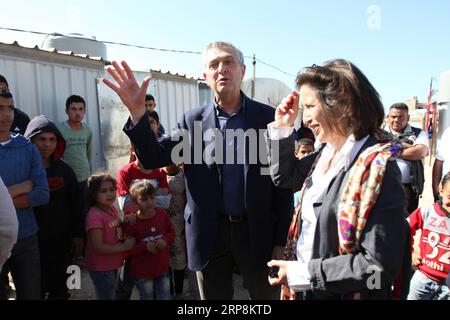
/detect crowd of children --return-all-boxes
[0,74,188,300]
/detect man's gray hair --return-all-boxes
[202,41,245,66]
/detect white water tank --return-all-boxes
[41,33,107,59]
[241,77,292,108]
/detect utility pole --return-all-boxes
[251,54,256,99]
[418,78,437,165]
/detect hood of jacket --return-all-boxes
[24,115,66,161]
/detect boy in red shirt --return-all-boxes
[117,146,169,216]
[123,180,175,300]
[407,172,450,300]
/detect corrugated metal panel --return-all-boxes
[0,41,105,63]
[98,69,200,175]
[137,70,200,132]
[199,81,213,107]
[154,78,199,131]
[1,41,207,177]
[0,48,107,172]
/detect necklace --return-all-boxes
[322,149,338,174]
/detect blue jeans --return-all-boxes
[134,272,171,300]
[407,270,450,300]
[88,269,119,300]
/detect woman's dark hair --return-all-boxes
[296,59,384,140]
[86,173,117,207]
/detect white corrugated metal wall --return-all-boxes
[98,69,200,176]
[0,45,106,171]
[136,70,200,132]
[1,43,204,178]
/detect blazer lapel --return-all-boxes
[201,102,219,168]
[243,96,264,176]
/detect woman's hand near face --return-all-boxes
[274,91,299,128]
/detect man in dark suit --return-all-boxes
[103,41,293,300]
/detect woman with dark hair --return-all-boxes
[266,59,411,300]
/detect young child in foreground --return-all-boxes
[84,174,135,300]
[123,180,175,300]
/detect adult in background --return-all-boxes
[386,103,428,215]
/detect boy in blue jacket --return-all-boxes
[0,92,49,300]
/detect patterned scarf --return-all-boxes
[337,141,403,254]
[282,139,402,300]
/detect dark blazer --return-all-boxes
[124,93,293,270]
[266,134,411,299]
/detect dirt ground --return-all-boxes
[7,267,249,300]
[66,268,249,300]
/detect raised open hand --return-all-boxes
[274,91,299,128]
[103,61,151,124]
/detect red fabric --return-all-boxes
[409,203,450,283]
[129,151,136,163]
[117,162,169,214]
[52,136,66,162]
[123,209,175,279]
[117,162,169,197]
[392,266,404,299]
